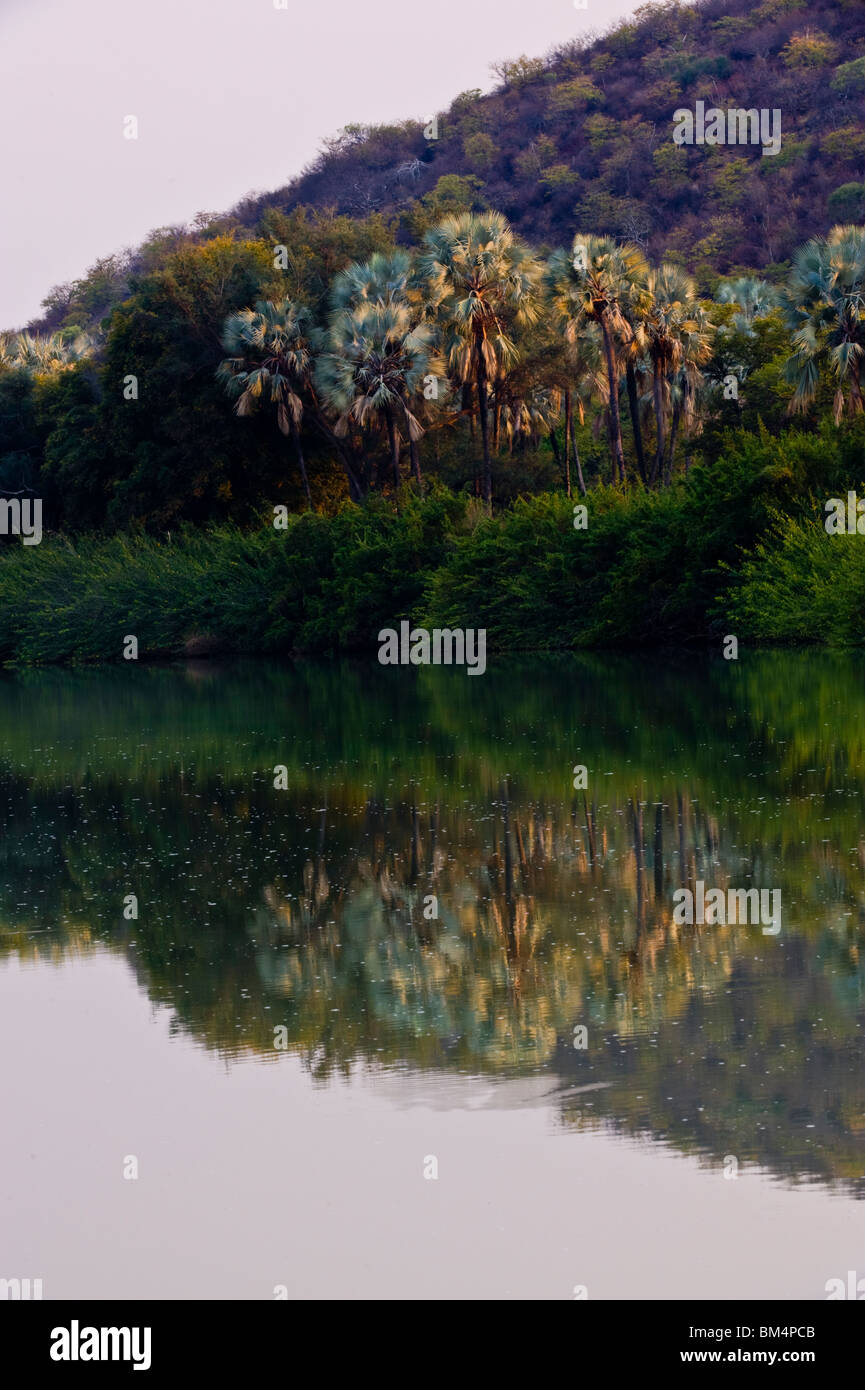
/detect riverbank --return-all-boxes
[0,437,861,663]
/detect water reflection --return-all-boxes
[1,653,864,1195]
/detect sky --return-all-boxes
[0,0,659,328]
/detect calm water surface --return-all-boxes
[1,654,864,1299]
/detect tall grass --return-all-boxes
[3,432,865,663]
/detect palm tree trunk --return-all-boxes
[386,411,400,491]
[569,407,587,497]
[310,401,363,500]
[626,361,647,485]
[563,390,573,498]
[477,360,493,511]
[651,358,665,487]
[665,400,680,487]
[409,435,424,494]
[549,426,562,469]
[600,312,626,485]
[464,384,475,437]
[464,383,480,496]
[290,419,312,509]
[348,446,366,500]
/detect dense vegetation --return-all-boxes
[3,0,865,658]
[0,412,864,664]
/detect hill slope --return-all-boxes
[33,0,865,335]
[257,0,865,274]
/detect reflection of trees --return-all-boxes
[1,751,864,1192]
[0,653,864,1191]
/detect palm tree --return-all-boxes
[563,324,607,496]
[783,224,865,422]
[218,299,316,508]
[520,324,605,497]
[641,265,713,485]
[545,235,649,484]
[316,300,441,492]
[664,349,707,484]
[0,330,94,373]
[421,213,539,509]
[329,252,442,490]
[717,277,780,335]
[619,304,653,486]
[329,251,417,314]
[497,383,562,457]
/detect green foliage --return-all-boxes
[781,30,837,69]
[713,159,753,211]
[723,516,865,644]
[540,165,579,194]
[667,53,732,86]
[828,183,865,220]
[547,77,604,116]
[0,490,468,663]
[652,144,691,186]
[831,57,865,95]
[821,127,865,162]
[6,412,865,660]
[491,55,546,89]
[402,176,484,238]
[462,132,499,173]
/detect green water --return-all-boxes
[2,653,865,1297]
[3,652,865,1184]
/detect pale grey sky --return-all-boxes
[0,0,658,328]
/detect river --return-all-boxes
[1,653,863,1299]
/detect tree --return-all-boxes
[329,251,416,314]
[546,235,648,484]
[316,300,440,492]
[463,132,499,173]
[519,313,604,496]
[218,299,317,508]
[0,331,94,374]
[422,213,539,508]
[326,252,444,490]
[783,225,865,421]
[641,264,713,485]
[718,278,781,336]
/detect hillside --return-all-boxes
[32,0,865,334]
